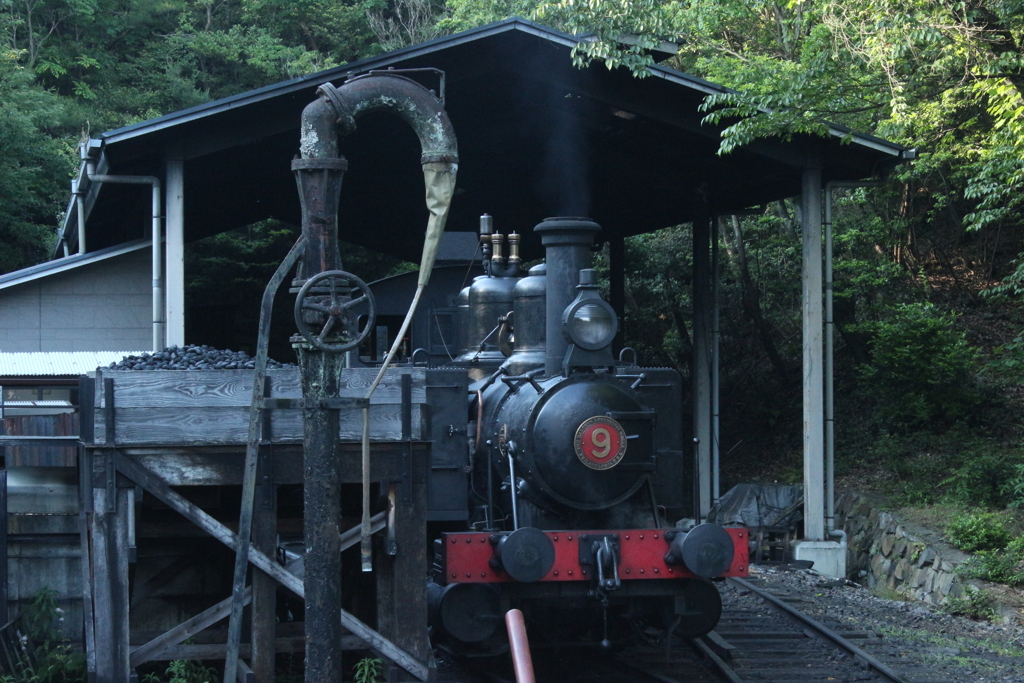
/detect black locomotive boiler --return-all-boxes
[378,216,749,648]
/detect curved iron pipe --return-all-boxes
[300,73,458,164]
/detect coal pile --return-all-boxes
[108,345,296,371]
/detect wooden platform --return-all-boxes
[75,366,467,682]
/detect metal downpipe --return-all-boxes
[86,174,163,351]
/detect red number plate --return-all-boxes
[574,416,626,470]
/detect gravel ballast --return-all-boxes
[746,564,1024,682]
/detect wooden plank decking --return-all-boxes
[87,367,427,446]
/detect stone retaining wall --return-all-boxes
[835,491,969,606]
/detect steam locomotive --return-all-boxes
[367,215,748,649]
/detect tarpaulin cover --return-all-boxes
[711,483,804,530]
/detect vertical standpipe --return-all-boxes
[533,217,601,376]
[291,72,458,683]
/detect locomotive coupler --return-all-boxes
[580,534,621,591]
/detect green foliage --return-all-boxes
[4,588,86,683]
[438,0,541,33]
[163,659,217,683]
[1008,464,1024,509]
[0,52,74,274]
[353,657,383,683]
[619,227,694,373]
[984,252,1024,305]
[983,330,1024,387]
[366,0,446,51]
[945,510,1013,552]
[939,586,997,622]
[855,303,980,428]
[866,430,1024,508]
[958,536,1024,587]
[534,0,672,73]
[139,655,218,683]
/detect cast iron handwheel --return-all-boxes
[294,270,376,352]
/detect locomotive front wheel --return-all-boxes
[294,270,376,352]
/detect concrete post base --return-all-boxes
[791,540,847,579]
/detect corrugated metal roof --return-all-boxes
[0,352,145,376]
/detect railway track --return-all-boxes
[698,575,912,682]
[443,569,963,683]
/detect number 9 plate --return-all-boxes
[574,416,627,470]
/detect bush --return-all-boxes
[869,429,1024,508]
[945,511,1013,552]
[940,448,1023,509]
[940,586,997,621]
[2,588,86,683]
[141,659,218,683]
[1007,464,1024,509]
[958,537,1024,587]
[857,303,979,428]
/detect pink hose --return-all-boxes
[505,609,536,683]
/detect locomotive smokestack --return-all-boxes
[533,217,601,376]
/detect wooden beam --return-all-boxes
[91,404,423,445]
[286,511,387,580]
[235,658,255,683]
[93,368,425,408]
[132,538,328,670]
[139,635,368,661]
[250,449,277,682]
[114,453,430,681]
[389,449,432,666]
[130,556,195,608]
[112,453,303,594]
[88,368,428,446]
[130,588,251,668]
[120,443,424,487]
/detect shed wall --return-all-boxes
[0,250,152,352]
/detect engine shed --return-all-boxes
[0,16,911,683]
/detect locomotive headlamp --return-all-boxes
[562,269,618,351]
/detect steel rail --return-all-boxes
[728,576,908,683]
[689,637,742,683]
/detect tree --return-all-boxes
[0,45,72,273]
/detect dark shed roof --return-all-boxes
[64,18,910,262]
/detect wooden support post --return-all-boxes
[91,485,130,682]
[375,485,397,650]
[0,470,7,627]
[251,447,277,683]
[80,495,98,681]
[385,448,431,678]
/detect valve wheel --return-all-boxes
[294,270,376,352]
